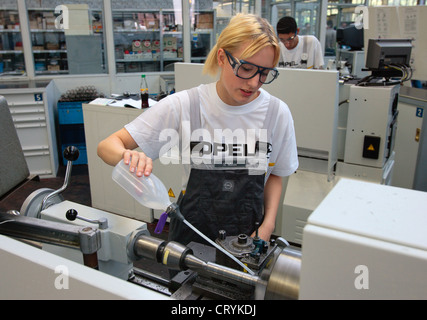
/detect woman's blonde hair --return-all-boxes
[203,13,280,76]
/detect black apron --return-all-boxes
[168,87,280,246]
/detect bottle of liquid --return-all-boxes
[112,159,171,211]
[140,74,149,108]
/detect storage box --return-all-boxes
[144,13,159,29]
[58,101,87,125]
[145,19,159,29]
[196,22,213,29]
[163,37,177,50]
[59,124,86,145]
[141,39,152,52]
[48,65,60,71]
[132,39,143,51]
[195,13,213,29]
[196,13,213,23]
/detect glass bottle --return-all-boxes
[140,74,149,108]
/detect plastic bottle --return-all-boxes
[112,159,171,211]
[140,74,149,108]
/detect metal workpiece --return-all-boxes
[161,241,193,270]
[132,234,257,283]
[132,235,192,270]
[185,254,260,288]
[261,246,302,300]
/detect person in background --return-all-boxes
[325,19,337,56]
[276,16,324,69]
[97,13,298,246]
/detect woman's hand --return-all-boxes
[123,149,153,177]
[251,221,275,242]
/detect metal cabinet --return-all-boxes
[392,86,427,191]
[0,81,59,178]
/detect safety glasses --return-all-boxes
[280,33,297,44]
[224,49,279,84]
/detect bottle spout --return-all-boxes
[166,203,185,222]
[154,203,183,235]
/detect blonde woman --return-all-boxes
[97,13,298,245]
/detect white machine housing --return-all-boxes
[300,178,427,299]
[344,85,399,169]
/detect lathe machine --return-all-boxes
[1,147,426,300]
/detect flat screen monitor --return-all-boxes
[365,39,412,70]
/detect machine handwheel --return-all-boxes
[20,188,64,218]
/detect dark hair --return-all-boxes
[276,16,297,34]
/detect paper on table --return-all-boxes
[89,97,157,109]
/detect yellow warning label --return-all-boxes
[367,144,375,151]
[168,188,175,198]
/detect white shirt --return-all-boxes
[125,83,298,189]
[279,35,324,69]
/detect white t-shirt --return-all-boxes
[278,35,324,69]
[125,82,298,189]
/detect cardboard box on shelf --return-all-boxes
[195,13,213,29]
[48,64,60,71]
[163,37,177,50]
[152,39,161,50]
[196,22,213,29]
[145,19,159,29]
[46,42,60,50]
[196,13,213,23]
[144,13,159,29]
[141,40,152,52]
[29,20,38,29]
[132,39,143,52]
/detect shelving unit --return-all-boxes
[1,2,216,78]
[112,9,182,73]
[28,9,68,75]
[0,8,26,76]
[112,9,215,73]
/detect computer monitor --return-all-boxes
[336,24,364,50]
[365,39,412,70]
